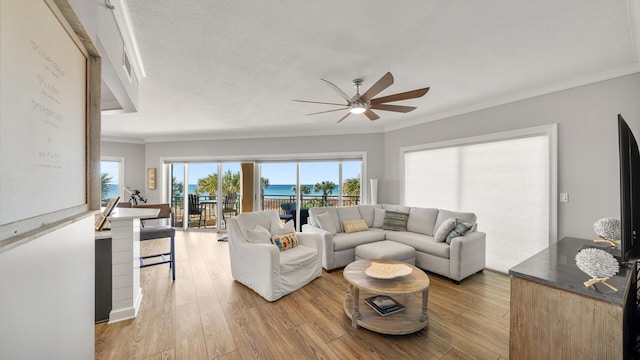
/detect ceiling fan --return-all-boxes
[293,72,429,123]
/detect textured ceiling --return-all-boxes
[101,0,640,143]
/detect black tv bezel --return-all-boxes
[618,114,640,263]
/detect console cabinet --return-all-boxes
[509,237,637,360]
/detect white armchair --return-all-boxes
[228,210,322,301]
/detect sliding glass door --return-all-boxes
[259,160,362,230]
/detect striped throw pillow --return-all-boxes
[382,210,409,231]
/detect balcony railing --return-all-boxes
[170,194,360,227]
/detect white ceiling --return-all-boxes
[101,0,640,143]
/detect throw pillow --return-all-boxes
[246,225,271,244]
[445,219,474,244]
[271,233,299,251]
[270,219,295,235]
[382,210,409,231]
[434,218,457,243]
[373,208,385,228]
[316,212,337,235]
[343,219,369,233]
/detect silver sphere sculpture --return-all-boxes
[575,247,620,292]
[593,218,621,246]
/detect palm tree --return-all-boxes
[261,177,270,196]
[342,177,360,196]
[197,173,217,197]
[291,185,311,196]
[222,170,240,196]
[101,173,113,200]
[314,181,336,206]
[172,176,184,197]
[342,177,360,205]
[291,185,311,203]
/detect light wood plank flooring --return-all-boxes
[95,231,510,360]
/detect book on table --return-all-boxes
[365,295,406,316]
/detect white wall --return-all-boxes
[383,73,640,240]
[141,133,386,203]
[102,141,146,199]
[0,216,95,360]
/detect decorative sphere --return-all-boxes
[593,218,621,240]
[575,247,620,279]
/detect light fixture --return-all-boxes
[349,101,367,114]
[349,79,368,114]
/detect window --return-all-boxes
[402,125,557,273]
[259,159,363,229]
[100,158,123,205]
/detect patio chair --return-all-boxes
[280,202,309,228]
[222,193,239,227]
[188,194,205,228]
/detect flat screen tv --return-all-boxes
[618,114,640,263]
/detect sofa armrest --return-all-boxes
[449,231,486,281]
[302,224,336,270]
[231,240,280,280]
[297,232,322,254]
[228,212,283,302]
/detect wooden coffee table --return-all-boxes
[343,259,430,335]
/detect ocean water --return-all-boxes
[189,184,341,198]
[104,184,342,199]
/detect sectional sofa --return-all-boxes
[301,204,486,282]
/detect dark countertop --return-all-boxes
[509,237,633,306]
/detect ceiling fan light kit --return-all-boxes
[293,72,430,123]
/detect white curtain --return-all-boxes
[405,135,549,273]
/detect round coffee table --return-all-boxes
[343,259,430,335]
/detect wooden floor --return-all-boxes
[95,231,511,360]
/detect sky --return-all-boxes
[174,161,361,185]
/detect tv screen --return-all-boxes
[618,114,640,263]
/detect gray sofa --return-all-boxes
[301,204,486,282]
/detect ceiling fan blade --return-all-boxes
[359,72,394,103]
[293,99,348,106]
[337,112,351,123]
[321,78,353,103]
[364,109,380,121]
[306,107,349,116]
[370,87,430,104]
[370,104,417,113]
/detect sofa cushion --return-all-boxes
[446,220,474,244]
[343,219,368,233]
[382,204,411,213]
[308,207,340,231]
[333,230,386,251]
[337,206,362,232]
[383,210,409,231]
[373,208,385,228]
[434,209,477,231]
[434,218,457,242]
[271,233,299,251]
[316,212,337,235]
[279,244,318,274]
[385,231,451,259]
[355,240,416,264]
[357,205,377,228]
[236,210,280,239]
[270,219,295,235]
[246,225,271,244]
[406,207,439,236]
